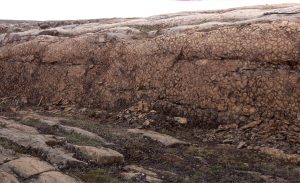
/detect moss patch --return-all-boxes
[83,169,120,183]
[20,118,102,147]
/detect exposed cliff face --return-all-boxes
[1,4,300,127]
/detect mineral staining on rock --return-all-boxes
[0,4,300,128]
[0,3,300,183]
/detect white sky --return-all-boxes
[0,0,299,20]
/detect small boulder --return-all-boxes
[75,146,124,165]
[174,117,188,124]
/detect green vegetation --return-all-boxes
[83,169,120,183]
[185,145,300,182]
[20,119,102,147]
[0,103,8,112]
[63,133,101,147]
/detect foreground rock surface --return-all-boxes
[0,4,300,183]
[0,127,86,168]
[0,110,299,182]
[1,157,55,178]
[0,170,19,183]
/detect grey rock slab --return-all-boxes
[33,171,82,183]
[74,145,124,165]
[0,128,86,169]
[1,4,299,43]
[59,125,112,145]
[22,112,112,145]
[0,170,20,183]
[128,129,190,147]
[0,117,39,134]
[1,157,55,178]
[21,113,62,126]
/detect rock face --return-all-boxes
[0,4,300,128]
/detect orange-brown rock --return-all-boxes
[0,4,300,127]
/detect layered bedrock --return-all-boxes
[1,4,300,126]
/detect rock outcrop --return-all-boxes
[0,4,300,128]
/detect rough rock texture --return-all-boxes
[1,157,55,178]
[75,145,124,165]
[128,129,189,146]
[34,171,82,183]
[1,4,300,127]
[0,120,87,168]
[0,170,19,183]
[21,112,111,145]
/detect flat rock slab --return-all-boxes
[0,170,20,183]
[34,171,81,183]
[1,157,55,178]
[128,129,189,147]
[59,125,111,145]
[22,113,62,126]
[0,117,39,134]
[23,112,112,145]
[75,145,124,165]
[0,127,86,169]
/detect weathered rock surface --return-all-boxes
[0,117,39,134]
[0,145,17,164]
[128,129,189,146]
[74,145,124,165]
[1,4,300,129]
[122,165,163,183]
[22,112,112,145]
[34,171,82,183]
[0,126,86,168]
[59,125,111,145]
[1,157,55,178]
[1,4,300,183]
[258,147,300,164]
[0,170,19,183]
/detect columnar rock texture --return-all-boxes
[1,4,300,126]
